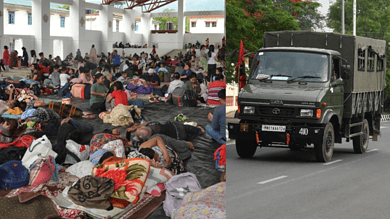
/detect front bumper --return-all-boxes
[228,122,325,145]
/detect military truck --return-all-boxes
[228,31,386,162]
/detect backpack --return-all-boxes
[171,87,185,107]
[163,172,201,217]
[183,90,197,107]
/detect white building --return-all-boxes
[188,15,224,34]
[0,0,225,60]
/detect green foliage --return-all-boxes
[153,9,190,32]
[227,0,322,82]
[328,0,390,109]
[59,5,70,10]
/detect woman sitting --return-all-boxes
[207,74,226,105]
[106,81,128,110]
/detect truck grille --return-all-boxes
[258,106,296,116]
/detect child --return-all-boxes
[106,81,129,109]
[59,68,70,87]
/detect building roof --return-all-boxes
[4,0,68,11]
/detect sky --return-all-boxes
[314,0,335,32]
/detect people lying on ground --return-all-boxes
[137,135,191,173]
[0,119,27,143]
[167,73,184,94]
[207,74,226,105]
[0,99,19,115]
[79,67,94,85]
[180,64,193,82]
[44,64,61,88]
[46,101,95,118]
[5,85,45,108]
[90,73,109,113]
[135,134,194,168]
[106,81,129,109]
[206,89,226,145]
[126,120,205,141]
[54,117,94,164]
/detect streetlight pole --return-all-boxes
[353,0,356,36]
[342,0,345,34]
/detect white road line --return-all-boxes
[367,149,378,153]
[380,126,387,129]
[323,159,343,166]
[257,176,288,185]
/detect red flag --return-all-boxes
[236,40,246,90]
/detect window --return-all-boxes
[358,48,365,71]
[377,56,384,71]
[85,9,93,14]
[60,16,65,28]
[116,20,119,32]
[367,51,375,72]
[8,11,15,24]
[28,13,32,25]
[205,21,217,28]
[332,57,341,81]
[191,22,196,28]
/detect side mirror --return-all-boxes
[341,64,350,79]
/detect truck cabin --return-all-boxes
[249,47,347,84]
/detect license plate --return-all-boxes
[262,125,286,132]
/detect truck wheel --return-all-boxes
[236,140,257,158]
[353,119,369,154]
[314,123,334,162]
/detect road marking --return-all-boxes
[380,126,387,129]
[257,176,288,185]
[323,159,343,166]
[367,149,378,153]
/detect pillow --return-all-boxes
[66,160,95,178]
[92,157,150,204]
[101,139,125,158]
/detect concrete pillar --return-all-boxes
[177,0,185,49]
[99,5,113,54]
[141,13,152,47]
[0,0,4,59]
[70,0,86,56]
[123,9,135,45]
[32,0,51,55]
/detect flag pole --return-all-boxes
[342,0,345,34]
[353,0,356,36]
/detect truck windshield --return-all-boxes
[250,51,329,82]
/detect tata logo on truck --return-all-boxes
[270,100,283,105]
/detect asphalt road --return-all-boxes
[227,122,390,219]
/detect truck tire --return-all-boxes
[236,140,257,158]
[353,119,369,154]
[314,123,334,162]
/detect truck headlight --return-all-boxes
[243,106,255,114]
[300,109,313,117]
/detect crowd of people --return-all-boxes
[0,40,226,218]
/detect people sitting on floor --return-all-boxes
[206,89,226,145]
[44,65,61,89]
[180,64,193,83]
[79,67,94,85]
[147,68,160,87]
[106,81,129,110]
[183,73,204,103]
[168,73,184,94]
[90,73,109,113]
[135,78,153,94]
[60,67,71,88]
[207,74,226,105]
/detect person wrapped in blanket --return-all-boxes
[0,118,27,143]
[45,101,95,119]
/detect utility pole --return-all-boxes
[342,0,345,34]
[353,0,356,36]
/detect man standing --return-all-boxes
[205,89,226,145]
[111,50,121,73]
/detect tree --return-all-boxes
[328,0,390,110]
[59,5,70,10]
[226,0,322,83]
[153,9,190,32]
